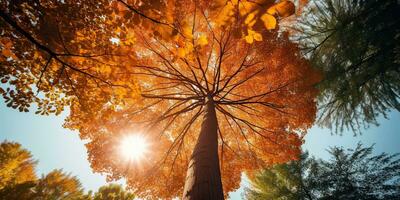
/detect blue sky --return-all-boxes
[0,102,399,199]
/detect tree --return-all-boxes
[293,0,400,133]
[91,184,135,200]
[0,141,37,190]
[66,2,320,199]
[246,144,400,200]
[1,1,320,199]
[245,154,307,200]
[0,141,86,200]
[32,169,85,200]
[1,169,86,200]
[0,141,137,200]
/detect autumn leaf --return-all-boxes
[2,49,14,58]
[244,11,257,26]
[267,1,296,18]
[197,35,208,46]
[261,13,277,30]
[245,29,263,44]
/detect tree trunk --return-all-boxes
[182,96,224,200]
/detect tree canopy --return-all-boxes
[0,141,37,190]
[293,0,400,133]
[0,141,85,200]
[92,184,135,200]
[64,2,320,198]
[246,144,400,200]
[1,0,321,198]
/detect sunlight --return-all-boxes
[119,135,148,161]
[109,37,120,45]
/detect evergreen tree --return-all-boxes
[294,0,400,133]
[246,144,400,200]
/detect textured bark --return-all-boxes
[182,96,224,200]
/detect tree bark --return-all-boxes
[182,96,224,200]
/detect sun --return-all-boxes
[119,135,149,161]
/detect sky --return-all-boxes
[0,102,399,199]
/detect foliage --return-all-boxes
[246,144,400,200]
[1,0,321,198]
[0,141,37,190]
[0,170,85,200]
[293,0,400,133]
[0,141,135,200]
[0,0,296,116]
[245,154,306,200]
[0,0,139,116]
[33,169,85,199]
[68,8,319,200]
[0,141,85,199]
[92,184,135,200]
[0,181,38,200]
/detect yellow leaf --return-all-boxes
[267,1,295,18]
[244,29,262,43]
[245,12,256,25]
[267,6,277,15]
[182,24,193,39]
[185,43,194,53]
[261,13,277,30]
[245,35,254,44]
[124,32,136,45]
[33,52,40,59]
[248,19,257,27]
[177,48,186,57]
[239,1,255,16]
[115,27,122,34]
[99,65,112,74]
[253,32,263,41]
[197,35,208,46]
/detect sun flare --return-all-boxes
[119,135,148,161]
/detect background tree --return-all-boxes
[0,141,37,190]
[257,1,400,197]
[292,0,400,133]
[1,169,86,200]
[1,0,320,199]
[0,141,138,200]
[91,184,135,200]
[244,153,308,200]
[32,169,85,200]
[246,144,400,200]
[0,141,86,200]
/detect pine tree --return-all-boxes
[294,0,400,133]
[246,144,400,200]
